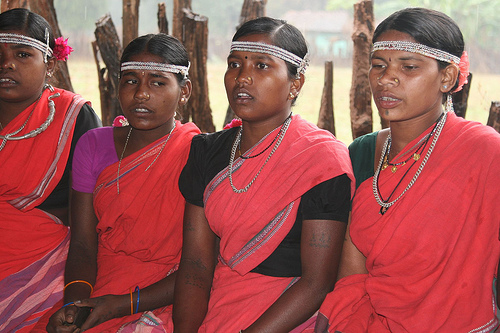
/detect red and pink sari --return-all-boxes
[0,88,87,332]
[199,115,355,332]
[317,113,500,332]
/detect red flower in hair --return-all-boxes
[454,51,469,92]
[223,118,242,129]
[53,37,74,61]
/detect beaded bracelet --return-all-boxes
[64,280,94,295]
[134,286,140,314]
[62,301,75,308]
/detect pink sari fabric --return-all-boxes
[200,115,355,332]
[0,88,87,332]
[75,121,199,332]
[318,113,500,332]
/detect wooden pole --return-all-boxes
[158,3,169,34]
[317,61,335,135]
[94,14,122,126]
[486,101,500,133]
[350,0,374,140]
[173,1,215,132]
[452,73,472,118]
[0,0,28,12]
[122,0,140,49]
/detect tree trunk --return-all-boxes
[122,0,139,49]
[350,0,374,140]
[452,72,472,118]
[158,3,169,34]
[172,0,191,42]
[317,61,335,135]
[223,0,268,128]
[173,5,215,132]
[486,101,500,133]
[94,14,122,126]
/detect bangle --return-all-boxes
[129,287,133,315]
[64,280,93,295]
[134,286,140,314]
[62,302,75,308]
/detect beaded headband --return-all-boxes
[120,61,190,79]
[230,41,309,78]
[371,41,460,65]
[0,31,53,62]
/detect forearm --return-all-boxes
[173,258,214,332]
[243,277,330,333]
[63,242,97,303]
[132,271,177,313]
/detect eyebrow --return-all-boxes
[228,52,277,62]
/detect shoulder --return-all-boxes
[191,127,238,150]
[77,126,113,147]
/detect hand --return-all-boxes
[73,294,129,331]
[46,304,81,333]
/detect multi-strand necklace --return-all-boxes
[373,112,447,215]
[229,114,292,194]
[0,85,57,152]
[116,122,176,194]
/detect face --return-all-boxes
[118,52,190,132]
[369,30,447,124]
[0,30,54,108]
[224,33,299,127]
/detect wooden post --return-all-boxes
[486,101,500,133]
[173,3,215,132]
[317,61,335,135]
[122,0,139,49]
[172,0,191,42]
[350,0,374,140]
[0,0,29,12]
[452,73,472,118]
[94,14,122,126]
[224,0,267,128]
[158,3,169,34]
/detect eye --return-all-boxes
[228,61,240,69]
[17,51,31,58]
[152,81,165,87]
[403,65,418,70]
[125,78,138,85]
[257,62,269,70]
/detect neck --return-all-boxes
[0,88,46,127]
[240,113,291,152]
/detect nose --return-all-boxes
[234,65,253,85]
[0,48,16,70]
[134,83,150,101]
[377,70,399,86]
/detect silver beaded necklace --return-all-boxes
[0,85,58,152]
[372,111,447,214]
[116,121,176,194]
[228,115,292,194]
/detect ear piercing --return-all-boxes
[289,92,295,99]
[46,72,52,78]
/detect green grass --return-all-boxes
[68,59,499,145]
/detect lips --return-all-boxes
[234,89,253,103]
[0,77,17,86]
[375,93,401,109]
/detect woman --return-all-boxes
[44,33,200,332]
[0,8,100,332]
[316,8,500,333]
[173,17,354,332]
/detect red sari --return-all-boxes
[318,113,500,332]
[0,88,88,332]
[199,115,355,332]
[83,121,199,332]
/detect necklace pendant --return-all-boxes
[380,206,388,215]
[391,165,398,173]
[382,162,388,170]
[413,153,420,161]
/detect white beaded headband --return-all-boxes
[230,41,309,78]
[372,41,460,65]
[0,31,53,63]
[120,61,190,79]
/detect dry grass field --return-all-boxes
[69,59,499,145]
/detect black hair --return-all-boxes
[232,17,308,79]
[373,8,464,90]
[121,33,190,85]
[0,8,55,51]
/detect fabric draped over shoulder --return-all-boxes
[82,121,199,332]
[0,88,87,332]
[199,115,355,332]
[318,113,500,333]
